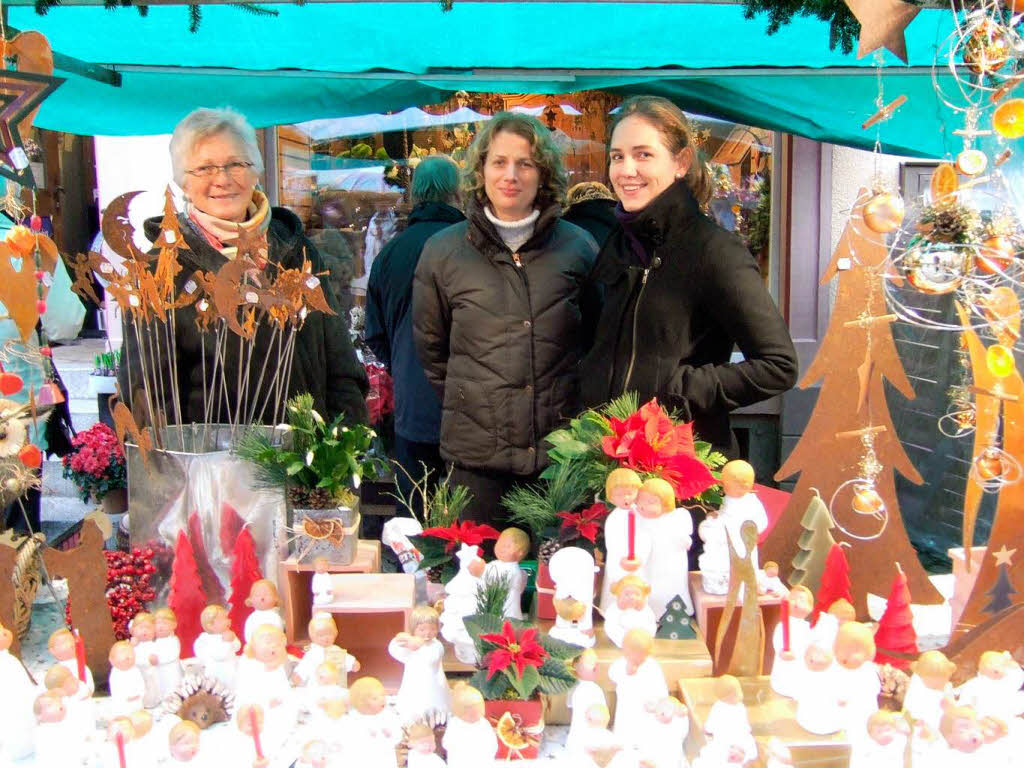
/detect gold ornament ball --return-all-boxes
[956,149,988,177]
[902,245,974,295]
[851,484,885,516]
[963,21,1012,75]
[986,343,1016,378]
[863,193,906,233]
[975,448,1006,482]
[4,478,21,495]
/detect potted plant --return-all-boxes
[408,518,499,585]
[236,392,384,565]
[501,463,599,619]
[61,422,128,514]
[462,613,579,759]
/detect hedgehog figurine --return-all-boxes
[164,673,235,730]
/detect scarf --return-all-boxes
[613,204,650,267]
[187,189,271,263]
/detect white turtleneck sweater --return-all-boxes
[485,207,540,253]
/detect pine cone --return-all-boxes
[426,565,444,583]
[538,537,562,564]
[288,486,334,509]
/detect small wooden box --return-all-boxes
[690,572,783,674]
[679,676,851,768]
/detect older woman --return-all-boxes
[413,113,598,524]
[118,107,368,429]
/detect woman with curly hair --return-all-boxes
[413,112,598,523]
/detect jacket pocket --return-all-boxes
[441,379,496,465]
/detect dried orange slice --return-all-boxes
[303,517,332,540]
[496,712,530,750]
[930,162,959,201]
[956,149,988,177]
[993,98,1024,139]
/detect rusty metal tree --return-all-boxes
[762,196,941,615]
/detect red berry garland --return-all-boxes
[65,546,158,640]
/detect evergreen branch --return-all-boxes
[741,0,861,54]
[475,571,512,617]
[189,4,202,33]
[230,3,280,17]
[603,392,639,421]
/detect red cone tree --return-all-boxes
[219,502,245,558]
[188,512,225,605]
[227,527,263,642]
[168,531,207,658]
[814,543,852,622]
[874,565,918,670]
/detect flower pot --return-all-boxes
[291,502,361,565]
[484,697,545,760]
[101,487,127,516]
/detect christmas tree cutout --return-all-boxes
[656,596,697,640]
[227,527,263,643]
[790,490,836,595]
[874,564,918,670]
[983,546,1018,615]
[765,193,941,614]
[168,530,208,658]
[814,543,853,622]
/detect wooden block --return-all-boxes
[679,676,851,768]
[689,572,783,674]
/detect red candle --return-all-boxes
[781,599,791,653]
[115,731,127,768]
[627,509,636,561]
[249,708,264,760]
[74,630,87,682]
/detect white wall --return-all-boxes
[829,144,912,255]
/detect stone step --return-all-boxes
[42,458,78,498]
[41,493,92,523]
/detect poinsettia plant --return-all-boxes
[61,422,127,503]
[542,393,727,506]
[462,615,578,701]
[408,520,500,584]
[502,461,595,563]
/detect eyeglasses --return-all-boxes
[185,161,254,179]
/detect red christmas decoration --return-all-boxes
[168,531,207,658]
[219,502,245,558]
[874,565,918,670]
[66,547,157,641]
[813,542,853,622]
[187,512,225,605]
[227,527,263,642]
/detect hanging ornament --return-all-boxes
[963,19,1012,75]
[929,163,959,202]
[830,426,889,540]
[993,98,1024,138]
[900,243,974,295]
[843,0,922,64]
[986,343,1017,379]
[863,191,905,233]
[970,444,1021,490]
[851,482,886,517]
[977,236,1015,274]
[956,148,988,176]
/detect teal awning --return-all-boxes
[11,3,964,157]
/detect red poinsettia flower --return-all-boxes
[601,398,715,501]
[420,520,501,553]
[479,620,548,680]
[557,502,610,543]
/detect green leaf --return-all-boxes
[286,461,305,476]
[509,663,541,700]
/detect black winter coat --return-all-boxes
[563,198,618,250]
[365,201,465,443]
[580,181,798,453]
[119,207,369,428]
[413,199,598,475]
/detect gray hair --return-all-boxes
[410,155,460,207]
[169,107,264,187]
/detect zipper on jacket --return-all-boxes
[621,267,650,394]
[512,251,523,267]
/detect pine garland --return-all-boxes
[741,0,861,53]
[32,0,275,30]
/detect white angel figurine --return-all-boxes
[849,710,910,768]
[577,703,624,768]
[107,641,146,718]
[406,722,447,768]
[154,607,184,698]
[305,661,349,734]
[903,650,956,733]
[474,527,530,620]
[600,468,654,613]
[128,611,162,708]
[167,720,206,766]
[718,460,768,569]
[957,650,1024,723]
[388,604,450,723]
[32,691,77,768]
[697,515,730,596]
[311,557,334,607]
[243,579,285,644]
[769,585,814,699]
[443,685,497,768]
[47,627,95,696]
[235,624,296,753]
[440,543,484,664]
[292,612,360,688]
[294,739,330,768]
[608,629,668,750]
[567,649,608,756]
[99,717,141,768]
[758,561,788,597]
[832,622,880,736]
[694,676,757,768]
[548,546,598,648]
[194,604,241,690]
[43,663,94,744]
[0,621,37,762]
[604,573,658,649]
[639,478,693,619]
[638,696,689,768]
[345,677,401,768]
[794,642,843,735]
